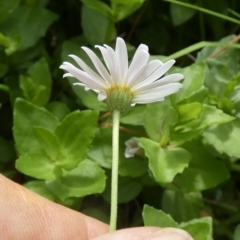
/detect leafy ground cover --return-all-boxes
[1,0,240,239]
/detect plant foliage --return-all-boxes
[1,0,240,239]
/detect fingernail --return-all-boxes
[147,228,193,240]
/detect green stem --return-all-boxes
[110,110,120,232]
[164,0,240,25]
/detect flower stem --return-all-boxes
[110,109,120,232]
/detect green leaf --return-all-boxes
[19,75,46,105]
[0,32,22,55]
[120,105,145,126]
[180,217,213,240]
[144,100,178,143]
[81,4,116,45]
[197,36,240,72]
[164,0,240,25]
[61,40,108,111]
[203,119,240,160]
[177,102,202,123]
[73,84,108,111]
[170,1,196,26]
[87,128,112,169]
[111,0,144,4]
[139,138,191,184]
[234,224,240,240]
[102,174,142,204]
[0,0,21,23]
[171,129,202,146]
[143,205,178,228]
[19,58,52,106]
[175,104,234,132]
[24,180,57,201]
[16,152,62,180]
[55,110,99,170]
[13,98,59,155]
[119,157,148,178]
[199,105,234,128]
[33,127,60,160]
[46,101,70,121]
[202,51,240,109]
[175,62,207,103]
[174,141,230,191]
[79,0,112,18]
[204,59,229,98]
[81,207,109,224]
[46,159,106,200]
[0,5,58,50]
[88,128,148,177]
[162,190,204,222]
[111,1,144,21]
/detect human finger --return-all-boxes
[92,227,193,240]
[0,174,109,240]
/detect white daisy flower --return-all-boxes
[60,37,183,112]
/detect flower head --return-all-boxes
[60,37,183,112]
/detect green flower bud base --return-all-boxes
[106,86,134,113]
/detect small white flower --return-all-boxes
[124,138,140,158]
[60,37,183,112]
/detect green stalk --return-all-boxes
[164,0,240,25]
[162,41,240,62]
[109,109,120,232]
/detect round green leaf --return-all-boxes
[162,190,204,222]
[139,138,191,184]
[174,141,230,191]
[55,110,99,170]
[46,159,106,200]
[13,98,59,155]
[16,152,62,180]
[203,119,240,160]
[143,205,178,228]
[180,217,212,240]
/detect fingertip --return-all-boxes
[92,227,193,240]
[146,228,193,240]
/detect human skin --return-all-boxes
[0,174,192,240]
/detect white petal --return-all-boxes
[134,83,182,102]
[95,45,115,84]
[133,97,164,104]
[134,73,183,92]
[63,73,74,78]
[115,37,128,81]
[74,86,101,93]
[98,93,107,101]
[128,60,162,87]
[125,50,149,85]
[60,62,107,88]
[73,82,86,87]
[60,63,107,90]
[135,43,149,53]
[69,54,107,86]
[133,60,176,89]
[81,47,112,83]
[124,138,140,158]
